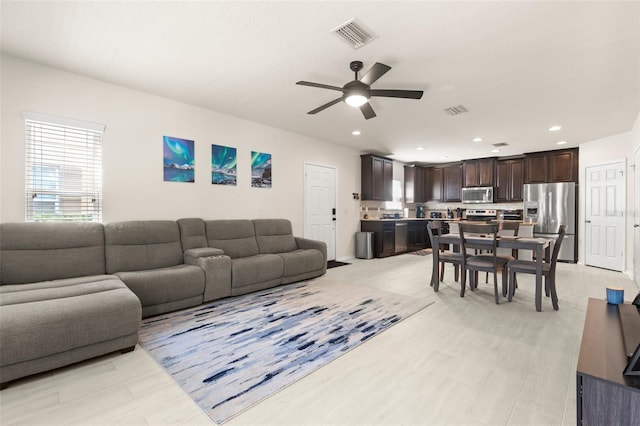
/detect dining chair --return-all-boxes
[484,221,520,283]
[458,222,508,304]
[507,225,566,311]
[427,222,466,291]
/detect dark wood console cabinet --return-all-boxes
[576,298,640,425]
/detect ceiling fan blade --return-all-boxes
[360,103,377,120]
[296,81,344,91]
[307,97,343,115]
[359,63,391,86]
[369,89,424,99]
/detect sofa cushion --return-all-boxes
[253,219,298,254]
[279,249,325,277]
[0,276,141,367]
[177,218,207,251]
[231,254,283,288]
[105,221,183,273]
[115,264,204,308]
[0,222,106,285]
[205,220,259,259]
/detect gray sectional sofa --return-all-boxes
[0,218,326,388]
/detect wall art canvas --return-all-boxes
[211,144,237,185]
[251,151,272,188]
[163,136,195,182]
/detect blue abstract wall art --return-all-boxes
[251,151,271,188]
[211,144,237,185]
[163,136,195,182]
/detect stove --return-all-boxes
[465,209,497,221]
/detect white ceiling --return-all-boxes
[2,1,639,164]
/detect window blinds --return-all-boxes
[23,112,105,222]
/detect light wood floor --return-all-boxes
[1,254,638,425]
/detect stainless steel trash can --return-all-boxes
[356,232,374,259]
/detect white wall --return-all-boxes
[0,55,362,260]
[579,123,637,275]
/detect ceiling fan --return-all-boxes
[296,61,423,119]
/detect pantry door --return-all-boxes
[304,163,336,261]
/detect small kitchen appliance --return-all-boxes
[416,206,426,218]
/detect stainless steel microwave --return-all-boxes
[461,186,494,204]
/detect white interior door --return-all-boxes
[585,161,625,271]
[634,147,640,287]
[304,164,336,261]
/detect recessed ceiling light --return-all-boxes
[352,130,361,136]
[556,140,567,145]
[491,149,500,153]
[440,156,449,159]
[473,137,483,142]
[548,125,562,132]
[416,147,424,151]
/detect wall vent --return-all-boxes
[444,105,468,115]
[492,142,509,147]
[331,18,376,49]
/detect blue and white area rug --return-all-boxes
[138,280,433,424]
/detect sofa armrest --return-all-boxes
[184,253,231,302]
[184,247,225,259]
[295,237,327,261]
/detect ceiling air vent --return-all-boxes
[331,18,376,49]
[492,142,509,147]
[444,105,468,116]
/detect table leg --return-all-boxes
[535,245,542,312]
[431,244,439,291]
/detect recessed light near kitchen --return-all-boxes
[472,137,483,142]
[416,146,424,151]
[557,140,567,145]
[491,149,500,153]
[440,155,449,159]
[352,130,361,136]
[548,125,562,132]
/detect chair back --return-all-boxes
[458,222,499,266]
[427,221,444,253]
[498,221,519,237]
[549,224,567,270]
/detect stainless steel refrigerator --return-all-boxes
[523,182,576,262]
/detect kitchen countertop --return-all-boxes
[361,218,535,224]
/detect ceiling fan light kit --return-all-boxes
[296,61,423,119]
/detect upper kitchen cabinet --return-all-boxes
[404,165,426,203]
[524,148,578,183]
[443,163,463,202]
[463,158,495,187]
[361,154,393,201]
[426,167,443,202]
[495,157,524,202]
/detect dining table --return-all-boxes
[431,233,553,312]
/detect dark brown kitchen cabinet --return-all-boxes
[404,165,425,203]
[360,220,395,258]
[524,148,578,184]
[426,167,443,202]
[495,158,524,202]
[443,163,463,202]
[463,158,495,187]
[361,154,393,201]
[407,220,428,251]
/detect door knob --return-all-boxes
[635,224,640,228]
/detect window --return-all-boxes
[23,112,105,222]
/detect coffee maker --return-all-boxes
[416,205,426,218]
